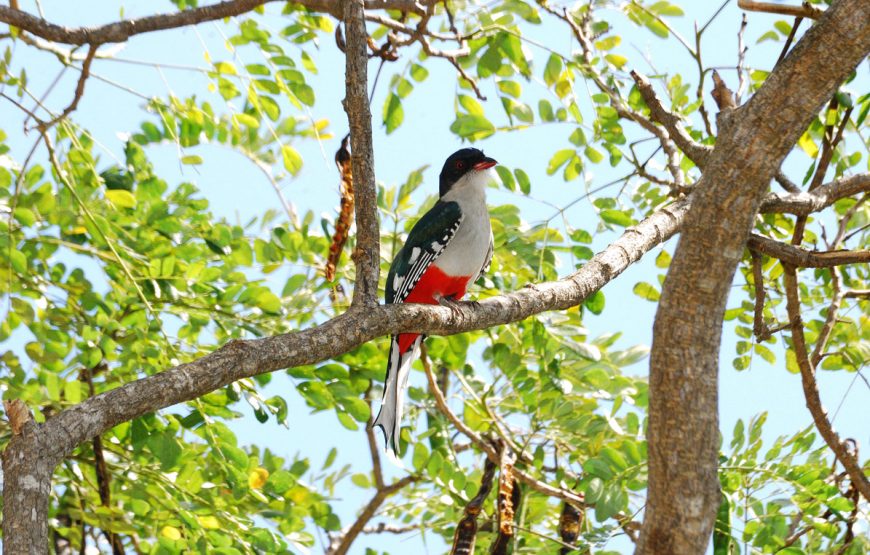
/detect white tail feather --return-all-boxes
[373,335,421,455]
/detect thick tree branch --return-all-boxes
[760,173,870,215]
[0,1,280,45]
[747,234,870,268]
[343,0,380,307]
[0,1,435,45]
[639,1,870,553]
[738,0,824,19]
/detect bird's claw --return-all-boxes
[437,295,464,320]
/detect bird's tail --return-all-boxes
[373,334,422,455]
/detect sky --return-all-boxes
[1,1,867,554]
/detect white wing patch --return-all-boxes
[393,217,463,303]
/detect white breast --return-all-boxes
[434,169,493,278]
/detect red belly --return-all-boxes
[397,264,472,353]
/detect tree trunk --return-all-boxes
[637,1,870,553]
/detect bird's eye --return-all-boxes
[455,160,465,170]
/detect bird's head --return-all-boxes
[439,148,497,198]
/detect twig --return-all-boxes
[738,0,823,19]
[736,15,748,101]
[710,70,736,111]
[810,268,842,367]
[750,251,774,341]
[774,17,803,69]
[810,104,853,191]
[343,0,380,307]
[420,346,585,507]
[774,171,801,193]
[782,264,870,504]
[327,475,419,555]
[747,234,870,268]
[361,523,422,535]
[630,70,712,167]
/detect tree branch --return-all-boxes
[421,347,585,508]
[630,70,713,167]
[738,0,824,19]
[0,1,280,45]
[782,265,870,504]
[0,1,440,45]
[640,1,870,552]
[327,474,418,555]
[343,0,380,307]
[761,174,870,215]
[747,234,870,268]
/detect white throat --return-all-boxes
[433,168,494,278]
[441,168,495,205]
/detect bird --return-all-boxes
[373,147,497,455]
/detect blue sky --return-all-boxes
[2,1,867,553]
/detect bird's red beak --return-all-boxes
[473,156,498,170]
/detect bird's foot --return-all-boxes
[436,295,464,320]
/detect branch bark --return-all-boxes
[747,234,870,268]
[343,0,380,307]
[638,1,870,553]
[0,0,434,45]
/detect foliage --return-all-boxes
[0,0,867,553]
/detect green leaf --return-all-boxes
[181,155,203,166]
[544,53,562,87]
[633,282,660,301]
[538,99,554,122]
[495,166,515,191]
[797,131,818,158]
[585,291,605,314]
[713,494,733,555]
[105,189,137,208]
[599,209,635,227]
[458,94,485,117]
[383,93,404,134]
[645,18,669,38]
[547,149,575,175]
[351,473,370,488]
[281,145,303,175]
[594,36,621,50]
[514,168,531,194]
[232,113,260,128]
[410,63,429,82]
[412,442,429,472]
[256,290,282,313]
[605,54,628,69]
[497,80,521,98]
[449,114,495,141]
[13,207,36,227]
[584,145,604,164]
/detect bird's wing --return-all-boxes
[386,200,463,304]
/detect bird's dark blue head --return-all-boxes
[439,148,497,197]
